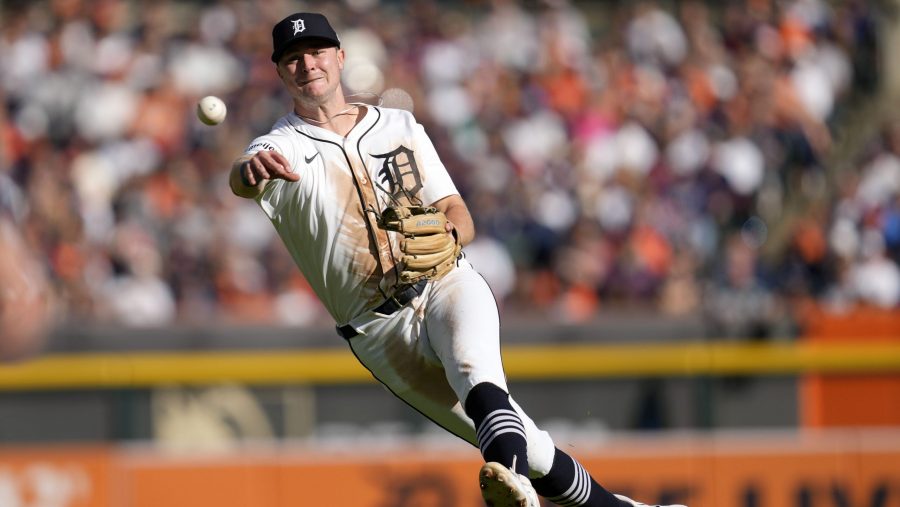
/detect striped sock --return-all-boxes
[464,382,529,475]
[531,448,625,507]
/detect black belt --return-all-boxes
[336,279,428,340]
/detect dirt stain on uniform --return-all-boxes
[383,327,458,408]
[329,162,385,304]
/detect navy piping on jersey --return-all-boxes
[355,108,402,286]
[291,106,391,299]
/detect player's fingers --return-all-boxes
[271,160,300,181]
[271,152,300,181]
[445,221,460,243]
[270,151,292,169]
[241,161,257,187]
[260,151,299,181]
[250,157,271,181]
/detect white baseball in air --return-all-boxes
[197,95,227,125]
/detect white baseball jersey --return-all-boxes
[244,106,459,325]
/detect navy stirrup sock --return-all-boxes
[464,382,529,476]
[531,447,626,507]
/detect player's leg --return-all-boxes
[424,261,558,478]
[507,394,633,507]
[425,261,686,507]
[344,305,477,442]
[466,382,540,506]
[349,307,681,507]
[423,261,539,505]
[468,382,662,507]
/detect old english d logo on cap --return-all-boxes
[271,12,340,62]
[291,18,305,35]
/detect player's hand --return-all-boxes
[240,150,299,187]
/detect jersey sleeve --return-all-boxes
[244,130,299,168]
[243,126,299,218]
[413,122,459,205]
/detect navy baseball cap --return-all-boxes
[271,13,340,63]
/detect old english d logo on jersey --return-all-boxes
[374,145,423,199]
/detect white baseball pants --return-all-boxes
[344,258,557,475]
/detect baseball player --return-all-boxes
[230,12,687,507]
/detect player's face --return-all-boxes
[277,42,345,105]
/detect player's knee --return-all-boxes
[463,381,509,419]
[464,383,556,475]
[525,428,556,477]
[506,396,556,476]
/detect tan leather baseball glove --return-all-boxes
[378,205,461,284]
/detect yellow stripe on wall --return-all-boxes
[1,341,899,390]
[504,341,900,379]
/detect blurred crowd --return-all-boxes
[0,0,895,336]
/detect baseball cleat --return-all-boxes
[615,493,688,507]
[479,461,540,507]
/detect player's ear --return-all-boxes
[336,48,345,70]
